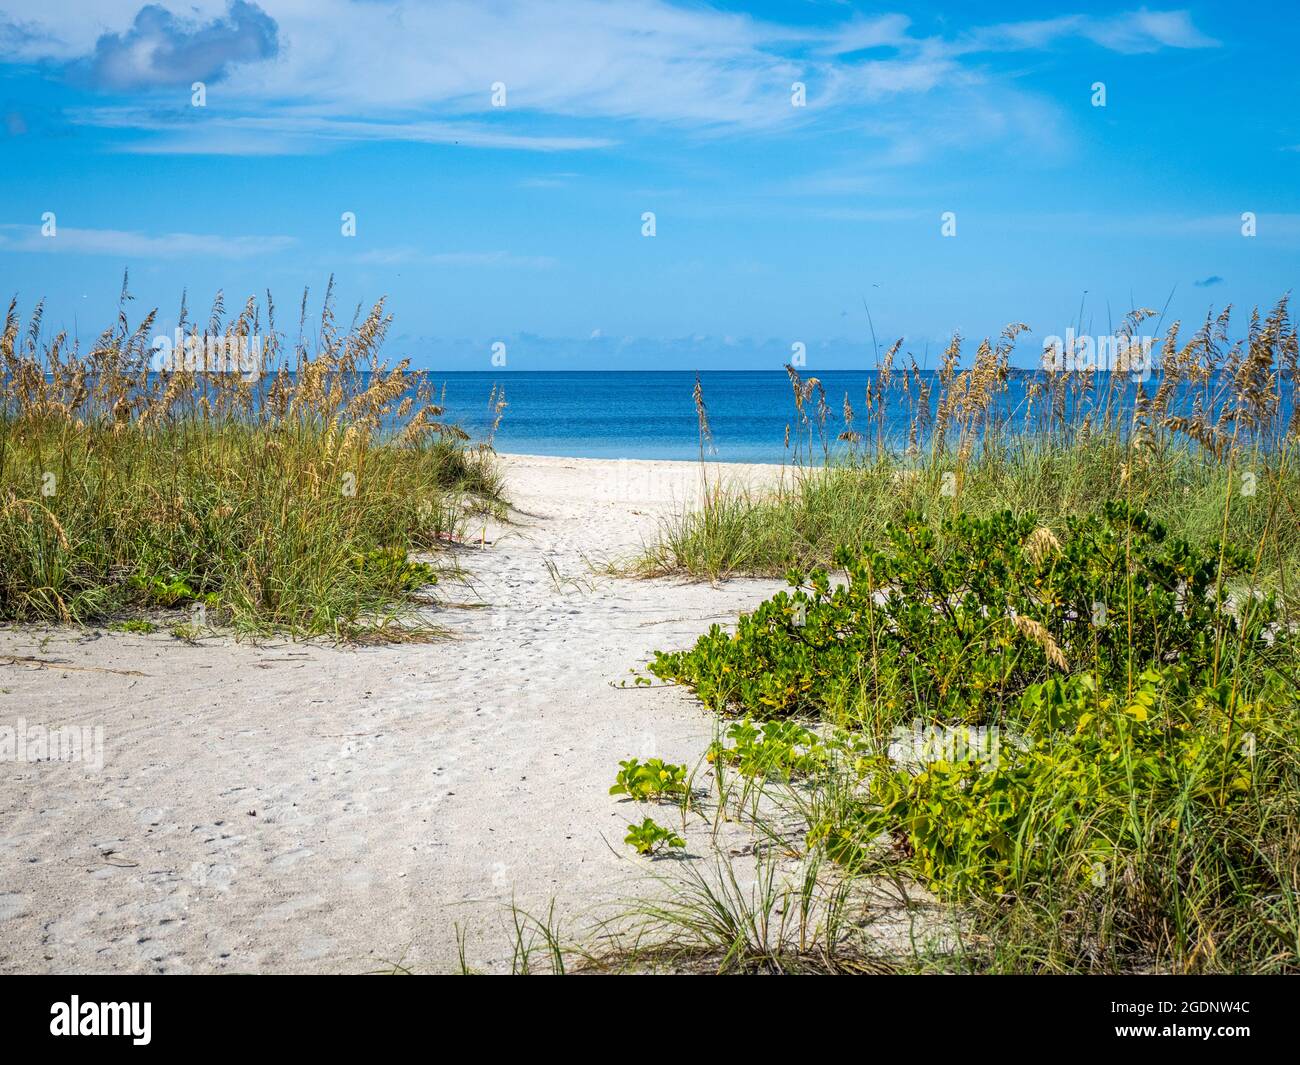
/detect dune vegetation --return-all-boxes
[641,300,1300,590]
[634,299,1300,973]
[0,281,503,639]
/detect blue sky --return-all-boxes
[0,1,1296,369]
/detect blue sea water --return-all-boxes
[426,370,1294,464]
[438,370,819,462]
[47,368,1291,464]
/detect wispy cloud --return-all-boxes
[964,212,1300,241]
[76,107,616,154]
[0,2,1222,157]
[805,206,924,223]
[518,173,582,189]
[355,247,557,269]
[962,9,1219,54]
[0,222,296,258]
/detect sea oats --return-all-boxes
[1025,525,1062,565]
[1011,614,1069,672]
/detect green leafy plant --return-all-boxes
[708,718,830,780]
[169,622,201,644]
[624,817,686,856]
[815,666,1283,899]
[108,619,157,634]
[350,548,438,592]
[609,758,688,802]
[658,499,1300,970]
[651,503,1285,725]
[130,571,200,607]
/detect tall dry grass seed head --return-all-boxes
[0,281,502,635]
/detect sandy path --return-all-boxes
[0,455,788,973]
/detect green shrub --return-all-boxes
[655,502,1299,970]
[650,502,1285,725]
[817,668,1280,897]
[707,718,831,780]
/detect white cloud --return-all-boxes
[1083,9,1218,52]
[74,1,278,90]
[976,211,1300,240]
[0,222,296,258]
[815,14,914,56]
[519,173,582,189]
[79,107,615,153]
[354,248,557,269]
[962,9,1218,55]
[0,2,1221,156]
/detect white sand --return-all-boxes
[0,454,793,973]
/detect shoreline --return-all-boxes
[493,451,796,471]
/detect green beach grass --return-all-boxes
[628,299,1300,974]
[0,284,503,639]
[641,300,1300,590]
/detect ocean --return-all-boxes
[426,369,1294,464]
